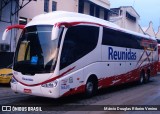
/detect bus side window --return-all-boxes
[102,27,142,49]
[60,25,99,70]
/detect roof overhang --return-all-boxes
[88,0,110,9]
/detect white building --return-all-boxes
[109,6,144,34]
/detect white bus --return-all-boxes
[2,11,158,98]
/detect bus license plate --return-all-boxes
[24,89,32,93]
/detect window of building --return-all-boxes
[104,10,109,20]
[95,6,100,18]
[126,11,136,22]
[19,17,27,25]
[52,1,57,11]
[44,0,49,12]
[100,8,104,19]
[90,3,94,16]
[120,10,123,15]
[60,25,99,69]
[78,0,84,13]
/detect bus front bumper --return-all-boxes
[10,81,60,98]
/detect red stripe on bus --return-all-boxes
[13,66,75,87]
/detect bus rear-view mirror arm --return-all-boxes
[52,26,60,41]
[52,22,71,40]
[2,25,25,41]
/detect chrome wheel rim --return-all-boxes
[87,82,93,93]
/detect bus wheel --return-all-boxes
[145,70,150,83]
[139,71,145,84]
[85,77,97,97]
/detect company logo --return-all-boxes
[22,77,33,81]
[108,47,136,60]
[2,106,11,111]
[1,106,42,112]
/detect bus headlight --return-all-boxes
[41,80,58,88]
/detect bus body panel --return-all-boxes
[59,68,84,96]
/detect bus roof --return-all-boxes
[26,11,156,41]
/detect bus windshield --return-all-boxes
[13,25,63,75]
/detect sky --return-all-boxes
[109,0,160,32]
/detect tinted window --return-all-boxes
[102,27,142,49]
[60,25,99,69]
[14,25,63,74]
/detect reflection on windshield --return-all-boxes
[14,25,63,75]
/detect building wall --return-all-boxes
[110,6,141,33]
[84,0,110,20]
[0,1,18,52]
[19,0,110,23]
[56,0,78,12]
[19,0,44,21]
[0,1,18,68]
[19,0,79,21]
[89,0,110,9]
[123,7,139,32]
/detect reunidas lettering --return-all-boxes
[108,47,136,60]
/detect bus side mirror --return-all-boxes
[2,29,9,41]
[2,25,25,41]
[52,22,68,40]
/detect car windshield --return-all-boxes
[13,25,63,75]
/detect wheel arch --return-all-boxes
[84,74,98,85]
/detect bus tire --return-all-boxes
[145,70,150,83]
[85,76,98,97]
[139,71,145,84]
